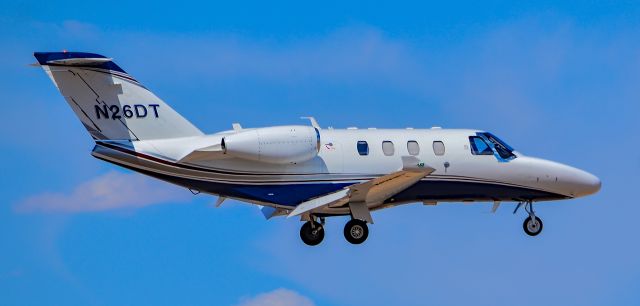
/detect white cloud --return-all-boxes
[15,171,191,213]
[236,288,315,306]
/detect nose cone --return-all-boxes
[569,169,601,198]
[517,156,601,198]
[544,160,601,198]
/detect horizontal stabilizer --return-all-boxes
[46,57,113,65]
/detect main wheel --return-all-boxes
[344,219,369,244]
[300,221,324,246]
[523,216,543,236]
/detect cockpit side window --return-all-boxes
[469,136,493,155]
[480,132,516,160]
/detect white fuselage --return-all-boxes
[92,127,601,215]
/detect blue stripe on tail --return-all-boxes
[34,52,127,74]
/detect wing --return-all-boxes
[288,156,435,221]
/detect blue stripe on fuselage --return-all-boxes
[233,183,352,206]
[94,153,567,207]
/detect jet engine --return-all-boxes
[222,126,320,164]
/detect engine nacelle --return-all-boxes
[222,126,320,164]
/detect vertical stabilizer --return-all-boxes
[34,52,203,141]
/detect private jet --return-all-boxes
[33,51,601,246]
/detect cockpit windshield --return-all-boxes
[479,132,516,160]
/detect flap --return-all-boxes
[287,189,350,218]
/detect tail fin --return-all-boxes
[34,52,203,141]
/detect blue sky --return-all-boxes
[1,1,639,305]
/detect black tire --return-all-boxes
[344,219,369,244]
[300,221,324,246]
[523,216,543,236]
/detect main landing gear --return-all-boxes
[299,219,324,246]
[299,216,370,246]
[344,219,369,244]
[516,201,543,236]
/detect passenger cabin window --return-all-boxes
[407,141,420,156]
[433,141,445,156]
[357,141,369,156]
[469,136,494,155]
[382,141,394,156]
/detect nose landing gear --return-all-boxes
[516,201,543,236]
[523,216,543,236]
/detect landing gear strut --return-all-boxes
[344,219,369,244]
[521,201,543,236]
[300,219,324,246]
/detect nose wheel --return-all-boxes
[300,220,324,246]
[523,216,543,236]
[517,201,543,236]
[344,219,369,244]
